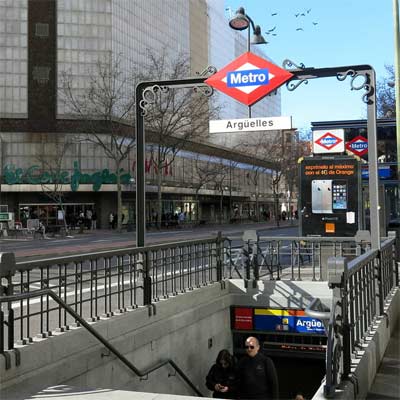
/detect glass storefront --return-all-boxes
[19,203,95,228]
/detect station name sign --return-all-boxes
[209,116,292,134]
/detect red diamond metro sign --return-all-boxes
[346,135,368,156]
[205,52,293,106]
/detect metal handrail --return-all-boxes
[305,298,331,322]
[0,289,203,397]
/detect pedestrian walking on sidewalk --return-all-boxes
[109,212,114,229]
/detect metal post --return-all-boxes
[134,76,211,247]
[393,0,400,180]
[216,231,223,281]
[366,69,381,250]
[143,250,152,306]
[247,27,252,118]
[135,83,146,248]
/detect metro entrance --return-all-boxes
[231,306,326,399]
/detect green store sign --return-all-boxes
[3,161,132,192]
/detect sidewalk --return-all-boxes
[366,321,400,400]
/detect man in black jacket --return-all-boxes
[237,336,279,399]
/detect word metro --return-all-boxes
[227,68,269,87]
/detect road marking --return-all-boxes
[148,230,193,236]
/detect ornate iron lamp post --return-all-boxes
[392,0,400,198]
[229,7,267,118]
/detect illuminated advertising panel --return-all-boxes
[231,307,325,335]
[254,308,325,334]
[299,155,360,237]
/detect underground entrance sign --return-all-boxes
[232,306,325,334]
[346,135,368,156]
[313,129,345,154]
[205,52,293,106]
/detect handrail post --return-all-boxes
[341,261,351,379]
[0,252,16,353]
[325,256,351,396]
[242,230,258,287]
[143,249,152,306]
[377,250,385,315]
[253,235,260,284]
[388,230,400,286]
[216,232,223,281]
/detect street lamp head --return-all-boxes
[229,7,249,31]
[251,25,268,45]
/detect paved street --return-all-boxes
[0,221,299,260]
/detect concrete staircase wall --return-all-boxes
[1,280,332,400]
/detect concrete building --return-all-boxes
[0,0,287,229]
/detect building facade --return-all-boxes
[0,0,286,229]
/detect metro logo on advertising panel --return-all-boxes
[312,129,345,154]
[315,132,343,150]
[346,135,368,156]
[205,52,293,106]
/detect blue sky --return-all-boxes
[223,0,396,129]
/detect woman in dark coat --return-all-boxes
[206,349,237,399]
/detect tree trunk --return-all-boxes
[195,189,200,224]
[256,193,260,222]
[157,167,163,230]
[117,164,123,232]
[219,189,223,224]
[60,203,70,236]
[274,193,280,227]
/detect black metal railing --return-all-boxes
[306,232,399,398]
[0,235,224,352]
[224,234,371,282]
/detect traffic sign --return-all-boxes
[346,135,368,156]
[312,129,345,154]
[205,52,293,106]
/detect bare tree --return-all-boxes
[35,134,76,237]
[134,50,219,228]
[246,167,263,221]
[377,65,396,118]
[239,130,305,226]
[210,159,231,224]
[59,55,135,231]
[191,154,221,223]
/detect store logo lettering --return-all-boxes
[3,162,132,192]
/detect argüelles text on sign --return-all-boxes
[209,116,292,134]
[226,118,274,130]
